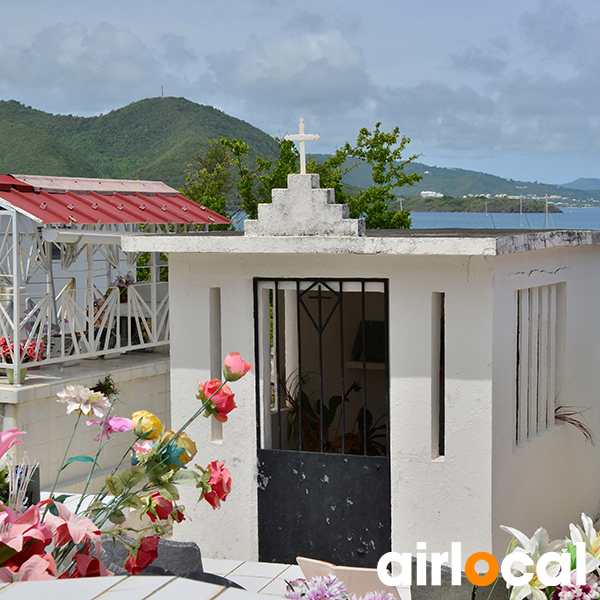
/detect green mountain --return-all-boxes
[0,98,278,188]
[562,178,600,192]
[310,154,598,204]
[0,98,596,204]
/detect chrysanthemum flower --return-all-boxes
[56,385,111,418]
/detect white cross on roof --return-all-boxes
[284,118,320,174]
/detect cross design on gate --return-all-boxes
[284,118,320,174]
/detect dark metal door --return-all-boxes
[254,278,390,567]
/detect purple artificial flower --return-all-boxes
[362,593,396,600]
[285,579,309,600]
[86,416,134,441]
[304,575,349,600]
[552,570,600,600]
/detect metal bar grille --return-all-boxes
[254,277,389,456]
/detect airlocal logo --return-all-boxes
[377,542,588,587]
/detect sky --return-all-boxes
[0,0,598,185]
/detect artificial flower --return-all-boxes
[0,554,56,581]
[124,536,160,575]
[133,440,155,458]
[551,570,600,600]
[86,416,134,441]
[70,554,113,578]
[223,352,253,382]
[56,385,111,418]
[0,429,26,461]
[501,525,567,600]
[285,575,348,600]
[0,505,52,554]
[147,492,172,522]
[570,514,600,573]
[131,410,163,440]
[160,430,197,469]
[197,379,236,422]
[203,460,232,509]
[42,502,101,556]
[362,593,396,600]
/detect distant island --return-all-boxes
[389,196,562,213]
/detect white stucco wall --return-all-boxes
[491,245,600,558]
[167,251,496,563]
[0,354,170,491]
[124,228,600,566]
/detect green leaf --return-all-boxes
[61,455,95,470]
[566,542,578,570]
[53,494,72,504]
[87,501,106,515]
[107,508,126,524]
[122,494,143,509]
[172,470,202,486]
[158,483,179,501]
[119,466,145,488]
[105,475,124,497]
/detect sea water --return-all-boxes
[410,207,600,230]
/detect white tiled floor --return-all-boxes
[202,560,304,597]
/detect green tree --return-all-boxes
[181,123,421,229]
[180,139,236,230]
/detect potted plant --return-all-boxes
[0,337,45,383]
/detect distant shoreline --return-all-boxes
[391,196,562,214]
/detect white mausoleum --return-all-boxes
[124,134,600,568]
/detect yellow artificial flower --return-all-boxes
[161,430,197,469]
[131,410,164,440]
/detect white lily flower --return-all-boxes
[569,513,600,573]
[501,525,567,600]
[501,525,566,561]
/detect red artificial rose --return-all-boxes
[201,379,236,422]
[204,460,232,510]
[223,352,253,382]
[172,507,185,523]
[148,492,173,522]
[124,536,160,575]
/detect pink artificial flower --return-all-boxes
[0,554,56,582]
[199,379,236,422]
[86,416,134,441]
[133,440,154,456]
[0,505,52,555]
[70,554,113,578]
[204,460,232,510]
[0,428,26,460]
[223,352,253,382]
[42,501,101,555]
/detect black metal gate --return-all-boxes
[253,278,390,567]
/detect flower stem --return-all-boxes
[75,398,118,514]
[43,411,82,519]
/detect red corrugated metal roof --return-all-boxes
[0,175,230,226]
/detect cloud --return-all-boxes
[204,30,370,110]
[0,22,193,113]
[451,48,507,75]
[519,0,580,55]
[159,33,198,68]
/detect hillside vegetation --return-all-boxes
[0,98,596,204]
[0,98,278,188]
[310,155,598,204]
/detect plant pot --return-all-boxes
[6,367,27,384]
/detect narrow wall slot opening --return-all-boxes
[210,287,223,443]
[432,292,445,458]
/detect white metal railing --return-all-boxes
[0,211,171,381]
